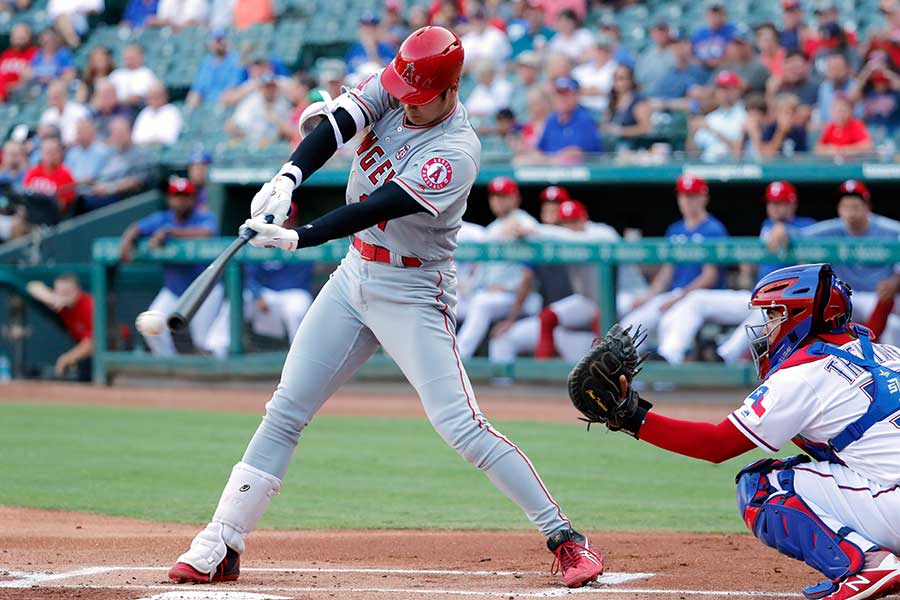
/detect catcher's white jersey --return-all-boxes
[729,338,900,486]
[346,70,481,261]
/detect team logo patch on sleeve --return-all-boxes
[421,157,453,190]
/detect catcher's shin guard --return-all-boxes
[170,462,282,581]
[736,464,865,582]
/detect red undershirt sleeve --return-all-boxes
[639,411,757,464]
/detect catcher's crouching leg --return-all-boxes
[736,457,870,596]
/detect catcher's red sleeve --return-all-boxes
[639,412,756,464]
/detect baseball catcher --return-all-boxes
[570,263,900,600]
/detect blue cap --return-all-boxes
[209,29,226,41]
[190,149,212,164]
[359,13,380,25]
[553,76,580,92]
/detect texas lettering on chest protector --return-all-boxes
[167,25,605,591]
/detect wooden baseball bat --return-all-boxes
[166,215,273,332]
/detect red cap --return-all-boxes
[838,179,871,203]
[765,180,798,203]
[168,177,196,196]
[872,69,891,85]
[539,185,570,203]
[714,70,744,89]
[557,199,588,222]
[487,176,519,196]
[676,175,708,195]
[782,0,801,9]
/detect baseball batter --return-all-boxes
[168,27,603,589]
[575,263,900,600]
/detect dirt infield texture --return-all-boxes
[0,381,863,599]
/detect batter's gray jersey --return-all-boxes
[347,70,481,262]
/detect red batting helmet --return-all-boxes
[764,181,797,203]
[558,199,588,222]
[676,175,708,195]
[380,26,464,106]
[838,179,871,204]
[488,176,519,196]
[540,185,570,203]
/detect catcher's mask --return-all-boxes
[746,263,852,380]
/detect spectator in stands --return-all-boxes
[89,78,133,141]
[234,0,273,29]
[407,4,429,32]
[108,44,158,107]
[208,0,233,31]
[48,0,103,48]
[187,149,211,206]
[132,81,182,145]
[599,19,635,68]
[40,80,90,147]
[519,86,551,150]
[153,0,208,29]
[378,0,407,47]
[766,50,819,124]
[122,0,159,29]
[26,274,94,380]
[64,118,110,186]
[28,28,75,87]
[508,0,554,57]
[317,59,346,103]
[465,60,512,119]
[816,52,857,124]
[492,108,523,150]
[851,59,900,133]
[547,9,592,62]
[535,77,601,161]
[816,94,875,157]
[688,71,747,162]
[749,93,809,157]
[0,205,27,242]
[719,27,770,94]
[75,45,114,104]
[431,0,463,29]
[756,23,785,79]
[805,0,858,65]
[186,32,243,109]
[572,33,616,113]
[220,51,273,107]
[636,19,675,94]
[0,139,28,186]
[461,3,511,69]
[23,136,76,213]
[648,34,708,112]
[120,177,221,356]
[509,51,541,119]
[345,14,396,76]
[602,65,652,149]
[0,23,38,100]
[779,0,808,53]
[621,175,728,340]
[226,72,292,148]
[864,0,900,69]
[692,0,736,72]
[0,0,31,13]
[81,116,150,211]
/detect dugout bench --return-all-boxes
[89,237,900,387]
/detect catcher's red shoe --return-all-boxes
[547,528,603,588]
[803,551,900,600]
[168,547,240,584]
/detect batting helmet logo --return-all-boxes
[421,157,452,190]
[401,62,416,85]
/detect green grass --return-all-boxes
[0,402,764,533]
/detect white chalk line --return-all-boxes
[0,565,801,597]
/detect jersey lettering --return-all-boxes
[360,145,384,170]
[368,159,394,185]
[356,130,379,156]
[358,194,387,231]
[356,73,376,92]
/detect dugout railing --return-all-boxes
[89,237,900,386]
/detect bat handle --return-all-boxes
[241,214,276,241]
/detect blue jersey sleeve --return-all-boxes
[189,210,219,234]
[244,263,263,299]
[136,211,165,236]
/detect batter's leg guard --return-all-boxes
[170,463,282,580]
[736,461,865,584]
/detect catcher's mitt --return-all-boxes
[567,323,653,437]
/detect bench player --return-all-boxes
[602,263,900,600]
[168,27,603,589]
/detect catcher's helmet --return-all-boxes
[380,26,464,106]
[746,263,852,379]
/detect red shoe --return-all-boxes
[169,547,241,584]
[804,551,900,600]
[547,528,603,588]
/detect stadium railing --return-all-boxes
[89,236,900,386]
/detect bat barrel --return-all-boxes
[167,312,188,332]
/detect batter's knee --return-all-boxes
[429,411,514,469]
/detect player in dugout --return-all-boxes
[26,273,93,380]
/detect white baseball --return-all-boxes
[136,310,166,336]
